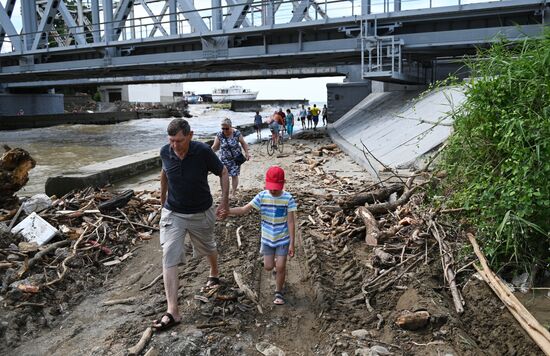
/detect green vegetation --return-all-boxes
[437,31,550,273]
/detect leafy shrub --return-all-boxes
[439,31,550,272]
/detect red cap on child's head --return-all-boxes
[265,166,285,190]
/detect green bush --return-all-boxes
[439,31,550,272]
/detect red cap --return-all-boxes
[265,166,285,190]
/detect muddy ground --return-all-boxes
[0,131,544,355]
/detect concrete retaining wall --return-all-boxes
[329,86,465,177]
[230,100,308,112]
[45,149,162,197]
[44,123,259,196]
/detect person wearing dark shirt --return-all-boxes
[153,118,229,331]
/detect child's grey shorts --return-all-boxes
[260,242,289,256]
[159,206,216,268]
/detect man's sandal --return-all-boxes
[205,276,220,288]
[273,291,285,305]
[152,312,180,331]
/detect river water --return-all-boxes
[1,104,297,196]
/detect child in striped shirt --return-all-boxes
[228,166,297,305]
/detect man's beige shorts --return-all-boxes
[159,206,217,268]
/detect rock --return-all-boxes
[351,329,370,339]
[369,345,392,355]
[6,254,20,262]
[256,341,285,356]
[18,241,38,253]
[355,348,370,356]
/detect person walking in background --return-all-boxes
[212,118,251,196]
[299,105,307,129]
[254,111,263,140]
[153,118,229,331]
[306,107,312,129]
[322,104,328,126]
[228,166,296,305]
[311,104,320,130]
[285,109,294,140]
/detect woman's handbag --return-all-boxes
[222,132,247,165]
[234,152,247,165]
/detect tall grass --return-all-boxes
[438,31,550,273]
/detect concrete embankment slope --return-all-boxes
[329,86,465,177]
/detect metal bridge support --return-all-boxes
[169,0,177,34]
[21,0,37,51]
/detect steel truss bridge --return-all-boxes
[0,0,548,88]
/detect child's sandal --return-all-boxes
[273,291,285,305]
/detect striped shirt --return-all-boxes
[250,190,297,247]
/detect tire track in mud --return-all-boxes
[253,228,321,355]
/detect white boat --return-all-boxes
[182,91,203,104]
[211,85,258,102]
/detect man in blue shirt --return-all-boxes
[153,118,229,331]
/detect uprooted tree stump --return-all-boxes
[0,145,36,209]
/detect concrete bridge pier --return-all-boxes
[326,65,372,123]
[0,90,64,116]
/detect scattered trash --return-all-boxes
[21,194,52,214]
[512,272,530,294]
[11,212,58,246]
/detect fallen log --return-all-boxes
[339,184,404,210]
[468,233,550,354]
[364,186,420,215]
[355,207,380,246]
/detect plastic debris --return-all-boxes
[11,212,58,246]
[21,194,52,214]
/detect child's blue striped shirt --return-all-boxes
[250,190,297,247]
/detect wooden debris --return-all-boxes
[140,273,163,291]
[128,327,153,356]
[430,221,464,314]
[356,207,380,246]
[233,270,263,314]
[0,146,36,209]
[236,225,243,248]
[468,233,550,354]
[339,184,404,210]
[102,297,137,306]
[395,310,430,330]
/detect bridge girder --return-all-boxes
[0,0,547,86]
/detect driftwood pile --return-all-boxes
[292,146,466,328]
[0,187,161,306]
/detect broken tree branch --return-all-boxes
[128,327,153,356]
[355,207,380,246]
[468,233,550,354]
[430,221,464,314]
